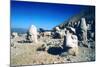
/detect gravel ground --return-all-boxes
[10,36,95,66]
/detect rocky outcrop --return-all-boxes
[42,31,51,37]
[11,32,18,38]
[53,7,95,48]
[52,27,66,39]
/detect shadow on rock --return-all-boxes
[47,47,63,55]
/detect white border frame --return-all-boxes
[0,0,98,67]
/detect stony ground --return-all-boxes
[10,36,95,66]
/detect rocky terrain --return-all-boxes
[11,34,95,66]
[11,7,95,66]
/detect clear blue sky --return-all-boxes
[11,1,88,30]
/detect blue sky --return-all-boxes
[11,1,89,30]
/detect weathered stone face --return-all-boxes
[64,32,78,48]
[62,28,79,56]
[27,25,38,43]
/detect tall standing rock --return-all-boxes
[79,18,88,47]
[27,25,38,43]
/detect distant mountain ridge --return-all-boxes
[53,6,95,29]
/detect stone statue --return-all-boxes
[79,18,88,47]
[62,27,79,56]
[27,25,37,43]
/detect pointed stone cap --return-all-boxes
[28,24,37,35]
[30,25,37,30]
[29,24,37,30]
